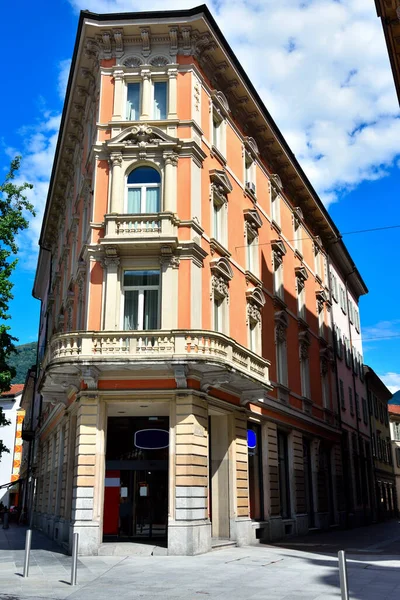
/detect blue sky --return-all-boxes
[1,0,399,392]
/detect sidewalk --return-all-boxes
[1,522,400,600]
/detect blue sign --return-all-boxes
[134,429,169,450]
[247,429,257,449]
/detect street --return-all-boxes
[1,521,400,599]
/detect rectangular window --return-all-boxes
[153,81,167,119]
[297,280,306,321]
[271,187,280,226]
[301,353,311,399]
[294,218,302,255]
[213,296,224,333]
[355,393,360,421]
[126,83,141,120]
[396,448,400,469]
[330,272,338,301]
[393,422,400,441]
[249,320,258,353]
[318,305,324,338]
[384,406,389,426]
[362,397,368,425]
[212,197,225,245]
[277,432,291,519]
[374,395,379,419]
[246,232,257,274]
[123,270,160,330]
[349,387,354,415]
[273,254,284,300]
[248,423,263,520]
[387,438,392,464]
[276,329,288,387]
[245,153,256,195]
[339,379,345,410]
[213,113,222,150]
[380,403,384,424]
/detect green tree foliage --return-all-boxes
[0,156,34,461]
[9,342,37,384]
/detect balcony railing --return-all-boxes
[41,330,271,387]
[104,213,178,239]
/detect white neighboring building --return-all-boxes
[0,384,24,507]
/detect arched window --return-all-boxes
[126,167,161,213]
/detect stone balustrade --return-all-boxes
[41,329,271,387]
[104,212,178,239]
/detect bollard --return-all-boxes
[23,529,32,578]
[70,533,79,586]
[338,550,349,600]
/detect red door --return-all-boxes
[103,470,120,535]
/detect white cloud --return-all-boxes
[362,320,400,342]
[68,0,400,206]
[379,372,400,395]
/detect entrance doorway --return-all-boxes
[209,413,230,540]
[103,415,169,542]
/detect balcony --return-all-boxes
[41,329,271,392]
[102,212,178,253]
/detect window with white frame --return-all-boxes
[123,270,160,330]
[318,302,325,337]
[126,82,141,120]
[275,312,288,387]
[210,91,229,156]
[314,240,323,279]
[244,209,262,276]
[393,422,400,441]
[246,288,264,355]
[210,258,232,335]
[153,81,168,119]
[272,240,286,301]
[271,185,280,226]
[126,166,161,213]
[330,271,338,301]
[212,110,222,150]
[295,268,307,321]
[300,335,311,399]
[212,194,226,245]
[339,286,347,314]
[245,152,256,195]
[293,209,303,255]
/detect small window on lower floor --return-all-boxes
[213,295,224,333]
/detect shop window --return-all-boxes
[278,431,291,519]
[248,423,263,520]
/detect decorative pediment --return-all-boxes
[244,208,262,230]
[274,310,288,329]
[316,288,327,304]
[210,257,233,281]
[299,330,311,347]
[293,206,303,221]
[123,56,143,68]
[295,266,308,282]
[244,136,259,157]
[313,236,323,254]
[211,90,230,116]
[246,286,265,308]
[107,125,181,150]
[210,169,232,198]
[270,173,283,192]
[271,239,287,257]
[149,55,170,67]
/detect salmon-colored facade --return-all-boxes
[31,7,372,555]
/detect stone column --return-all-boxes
[112,70,124,121]
[103,255,120,331]
[163,152,178,213]
[69,394,105,556]
[167,69,178,119]
[230,412,253,545]
[168,393,211,555]
[110,154,123,214]
[140,70,151,120]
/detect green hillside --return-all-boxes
[8,342,37,384]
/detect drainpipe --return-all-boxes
[326,255,350,527]
[344,273,367,525]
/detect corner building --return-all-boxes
[32,6,367,555]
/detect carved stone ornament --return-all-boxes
[107,125,181,153]
[299,331,311,360]
[211,275,229,299]
[123,56,142,68]
[169,27,178,54]
[163,152,179,166]
[246,286,265,309]
[210,169,232,198]
[316,288,327,312]
[244,208,262,238]
[81,366,100,391]
[149,55,170,67]
[295,266,308,283]
[274,310,288,343]
[271,239,287,259]
[294,206,304,221]
[140,28,151,56]
[244,136,259,156]
[247,303,262,324]
[160,245,180,269]
[320,356,329,376]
